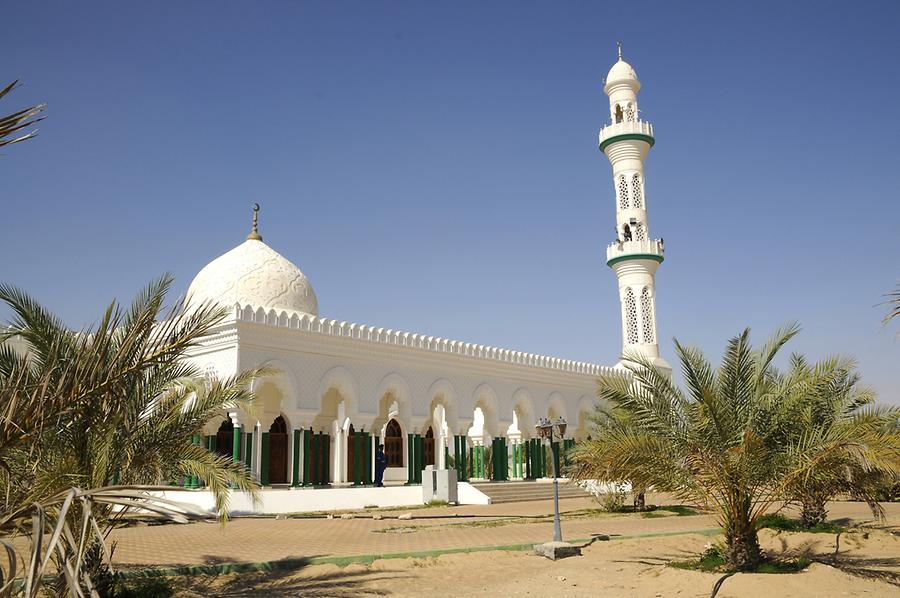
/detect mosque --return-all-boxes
[179,50,668,497]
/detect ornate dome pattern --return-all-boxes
[187,239,318,316]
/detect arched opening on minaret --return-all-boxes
[622,224,632,241]
[615,104,624,123]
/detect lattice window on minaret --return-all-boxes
[634,222,646,241]
[617,175,629,210]
[625,103,636,122]
[631,174,643,209]
[625,288,639,344]
[640,287,655,344]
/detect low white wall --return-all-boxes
[155,482,491,515]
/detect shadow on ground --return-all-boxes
[173,559,408,597]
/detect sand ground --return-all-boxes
[101,497,898,597]
[169,523,899,597]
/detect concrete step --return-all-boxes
[470,480,592,504]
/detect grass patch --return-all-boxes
[756,557,811,573]
[657,505,701,516]
[758,514,846,534]
[669,552,726,572]
[642,505,701,519]
[670,551,812,574]
[669,556,811,574]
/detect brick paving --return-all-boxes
[107,496,900,569]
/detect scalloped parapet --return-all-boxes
[230,303,614,377]
[606,239,664,266]
[598,120,654,152]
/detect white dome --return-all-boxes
[605,59,640,90]
[187,238,318,316]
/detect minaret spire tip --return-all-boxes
[617,41,623,60]
[246,202,262,241]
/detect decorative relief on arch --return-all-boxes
[625,103,636,122]
[617,175,629,210]
[640,286,655,344]
[631,173,643,209]
[625,288,639,345]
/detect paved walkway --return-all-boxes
[108,497,900,569]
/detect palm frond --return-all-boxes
[0,80,45,149]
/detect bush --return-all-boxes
[596,483,629,512]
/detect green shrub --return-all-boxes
[757,513,846,534]
[596,484,629,512]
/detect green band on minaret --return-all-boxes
[599,132,655,152]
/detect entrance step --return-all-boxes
[470,480,592,504]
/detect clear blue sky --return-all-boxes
[3,2,899,404]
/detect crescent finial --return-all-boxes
[247,203,263,241]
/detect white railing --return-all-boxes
[606,238,664,262]
[598,120,654,144]
[231,304,614,377]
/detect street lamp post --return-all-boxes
[535,416,567,543]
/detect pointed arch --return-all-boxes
[510,388,536,438]
[547,392,568,425]
[472,383,500,438]
[426,378,459,432]
[371,372,413,435]
[316,366,360,421]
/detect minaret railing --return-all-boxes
[598,120,654,144]
[606,239,664,262]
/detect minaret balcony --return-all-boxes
[598,120,655,152]
[606,238,664,267]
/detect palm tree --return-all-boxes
[569,325,900,571]
[0,80,45,148]
[777,355,900,527]
[0,275,267,595]
[572,325,900,571]
[0,275,262,519]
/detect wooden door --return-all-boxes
[268,416,288,484]
[215,420,234,460]
[424,427,435,466]
[384,419,403,467]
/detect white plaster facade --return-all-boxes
[189,292,608,485]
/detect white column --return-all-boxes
[252,421,262,481]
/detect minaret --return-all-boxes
[599,46,670,373]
